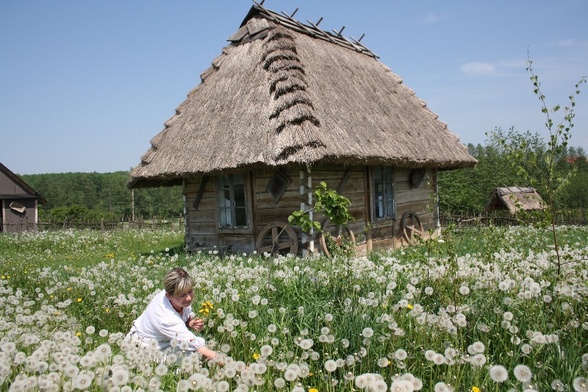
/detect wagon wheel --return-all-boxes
[319,218,356,258]
[400,211,424,244]
[255,221,298,255]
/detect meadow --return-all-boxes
[0,225,587,391]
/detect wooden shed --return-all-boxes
[129,3,477,255]
[0,162,46,233]
[486,187,545,215]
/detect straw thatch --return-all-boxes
[129,4,477,188]
[486,187,545,214]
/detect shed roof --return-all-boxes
[129,3,477,188]
[0,162,46,203]
[486,187,545,214]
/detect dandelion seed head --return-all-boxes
[514,364,532,382]
[489,365,508,383]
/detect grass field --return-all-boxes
[1,225,587,391]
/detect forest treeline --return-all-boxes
[438,129,588,213]
[21,133,588,223]
[22,172,183,222]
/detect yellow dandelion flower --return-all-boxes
[309,388,319,392]
[104,308,110,313]
[77,298,82,303]
[76,331,81,337]
[472,387,481,392]
[253,353,260,360]
[407,304,414,310]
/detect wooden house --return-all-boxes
[0,162,46,233]
[486,187,545,215]
[129,3,477,255]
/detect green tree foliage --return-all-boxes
[439,136,588,214]
[21,171,183,222]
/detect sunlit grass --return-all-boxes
[0,226,587,391]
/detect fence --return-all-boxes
[0,217,185,233]
[440,209,588,228]
[3,210,587,233]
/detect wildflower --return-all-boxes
[572,377,587,391]
[73,372,94,390]
[199,300,214,317]
[471,387,480,392]
[274,378,286,388]
[513,364,532,383]
[470,354,486,368]
[390,379,415,392]
[407,304,414,310]
[377,357,390,367]
[362,327,374,338]
[284,368,298,381]
[111,367,130,385]
[260,344,272,356]
[551,379,565,391]
[309,388,319,392]
[395,349,408,361]
[253,352,260,360]
[489,365,508,383]
[324,359,337,372]
[77,298,82,302]
[424,350,436,361]
[434,382,453,392]
[155,363,167,376]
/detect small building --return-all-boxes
[486,187,545,215]
[129,3,477,255]
[0,162,46,233]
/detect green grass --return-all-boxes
[1,225,587,391]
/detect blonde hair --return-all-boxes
[163,268,193,295]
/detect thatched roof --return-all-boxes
[486,187,545,214]
[129,3,477,188]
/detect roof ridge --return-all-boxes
[250,1,377,58]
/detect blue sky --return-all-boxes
[1,0,587,175]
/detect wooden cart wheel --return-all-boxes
[255,221,298,255]
[400,211,424,244]
[319,218,356,258]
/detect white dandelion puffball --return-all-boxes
[489,365,509,383]
[395,348,408,361]
[324,359,337,372]
[390,379,415,392]
[362,327,374,338]
[513,364,532,382]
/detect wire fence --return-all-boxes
[1,216,185,233]
[3,209,587,234]
[440,209,588,228]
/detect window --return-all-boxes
[266,169,291,202]
[373,166,395,220]
[218,174,248,228]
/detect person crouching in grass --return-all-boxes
[125,267,218,362]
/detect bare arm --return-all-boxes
[197,346,217,361]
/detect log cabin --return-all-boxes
[129,3,477,256]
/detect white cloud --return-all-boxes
[460,62,496,76]
[418,12,448,25]
[557,39,588,49]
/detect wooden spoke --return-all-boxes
[319,218,356,258]
[400,211,424,244]
[255,221,298,255]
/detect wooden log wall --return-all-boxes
[183,166,438,255]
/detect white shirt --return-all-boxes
[128,290,205,352]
